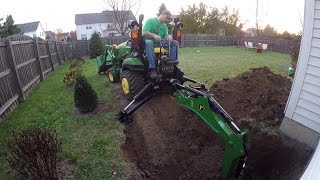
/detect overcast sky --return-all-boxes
[1,0,304,34]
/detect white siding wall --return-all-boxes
[285,0,320,133]
[76,23,118,40]
[36,25,46,39]
[24,31,37,38]
[22,23,45,39]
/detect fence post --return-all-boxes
[196,34,198,47]
[33,38,44,81]
[62,43,66,62]
[46,40,54,71]
[5,39,24,101]
[54,41,61,65]
[206,34,208,46]
[66,42,70,62]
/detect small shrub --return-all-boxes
[7,128,59,179]
[69,57,85,70]
[63,57,85,87]
[89,32,104,58]
[74,74,98,113]
[290,34,302,72]
[63,70,78,87]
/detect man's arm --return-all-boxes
[143,31,161,41]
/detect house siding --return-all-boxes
[284,0,320,133]
[76,23,118,40]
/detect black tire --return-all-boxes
[174,66,184,84]
[107,68,120,83]
[121,70,144,100]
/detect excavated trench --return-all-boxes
[117,67,312,180]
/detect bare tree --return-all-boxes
[105,0,141,35]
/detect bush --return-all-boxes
[74,74,98,113]
[63,57,85,87]
[89,32,104,58]
[290,34,302,71]
[7,128,59,179]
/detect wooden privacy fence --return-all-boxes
[0,34,89,119]
[102,34,293,54]
[181,34,234,47]
[102,36,130,45]
[240,37,293,54]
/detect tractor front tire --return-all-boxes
[107,68,120,83]
[121,70,144,100]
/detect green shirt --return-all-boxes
[143,17,168,42]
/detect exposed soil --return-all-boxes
[118,67,312,180]
[210,66,292,129]
[57,159,77,180]
[73,103,113,117]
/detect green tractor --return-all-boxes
[104,14,250,179]
[96,41,131,82]
[98,14,183,100]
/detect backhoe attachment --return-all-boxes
[119,78,250,180]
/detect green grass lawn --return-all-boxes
[0,60,129,179]
[179,46,291,86]
[0,46,290,179]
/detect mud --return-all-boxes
[118,67,312,180]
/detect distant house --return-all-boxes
[17,21,46,39]
[45,31,56,40]
[56,32,70,42]
[75,10,136,40]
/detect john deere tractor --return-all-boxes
[102,14,250,179]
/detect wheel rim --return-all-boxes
[108,71,114,82]
[122,78,130,95]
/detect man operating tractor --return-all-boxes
[143,10,179,78]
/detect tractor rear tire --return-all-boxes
[121,70,144,100]
[107,68,120,83]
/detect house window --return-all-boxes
[81,34,87,40]
[86,25,92,29]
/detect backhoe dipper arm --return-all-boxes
[119,82,153,124]
[172,83,250,180]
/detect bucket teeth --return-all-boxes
[118,111,132,125]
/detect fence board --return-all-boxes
[1,35,89,119]
[0,69,11,79]
[0,94,18,116]
[5,39,24,101]
[16,58,36,69]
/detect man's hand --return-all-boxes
[166,35,173,43]
[153,34,161,41]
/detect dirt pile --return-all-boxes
[210,66,292,129]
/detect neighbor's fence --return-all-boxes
[102,36,130,45]
[181,34,235,47]
[0,34,89,119]
[240,37,293,54]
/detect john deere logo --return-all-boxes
[198,104,204,111]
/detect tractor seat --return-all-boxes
[154,47,167,54]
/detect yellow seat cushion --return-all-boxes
[154,47,167,53]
